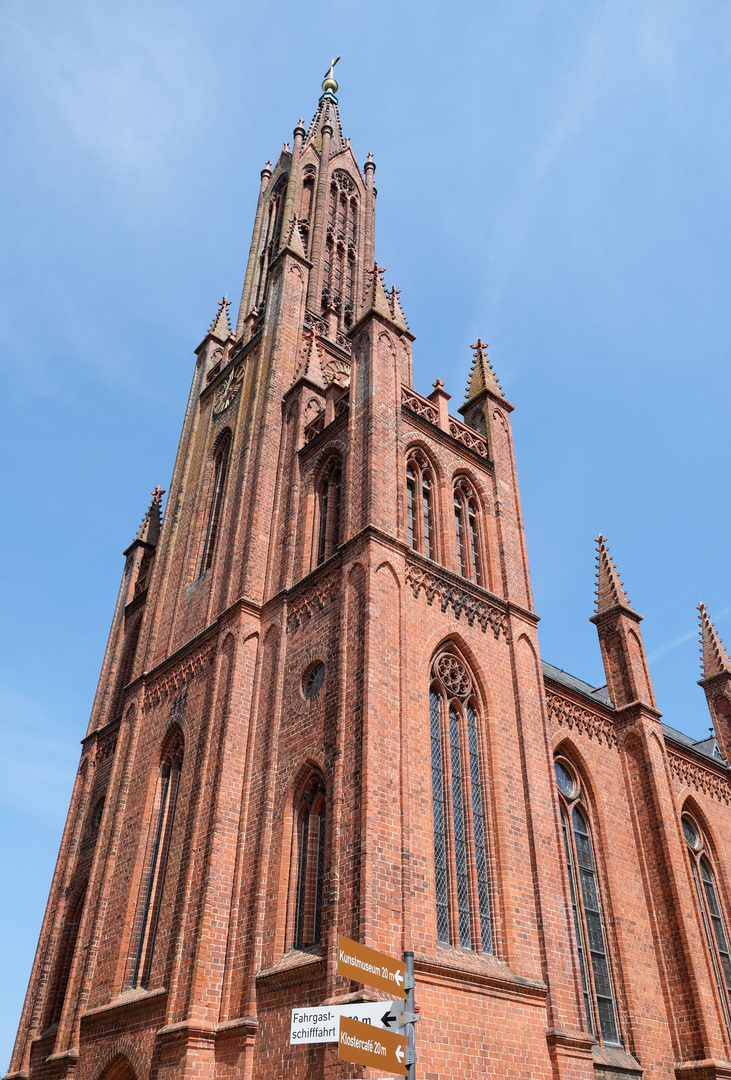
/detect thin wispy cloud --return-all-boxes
[648,605,731,664]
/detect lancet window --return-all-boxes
[430,649,492,953]
[453,478,482,585]
[315,457,342,566]
[299,167,316,251]
[293,772,327,949]
[200,432,231,576]
[128,731,184,989]
[406,451,435,560]
[555,757,621,1045]
[255,174,288,307]
[323,171,358,328]
[682,811,731,1037]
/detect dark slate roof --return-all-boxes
[541,660,727,770]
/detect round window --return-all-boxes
[554,759,576,799]
[682,815,701,850]
[303,662,325,700]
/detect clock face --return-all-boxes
[212,363,245,417]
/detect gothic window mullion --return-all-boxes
[561,806,596,1037]
[440,695,462,948]
[430,686,450,944]
[457,704,481,951]
[448,703,472,948]
[467,701,492,953]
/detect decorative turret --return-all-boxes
[590,535,657,713]
[208,296,232,343]
[464,338,504,404]
[697,603,731,762]
[123,486,165,600]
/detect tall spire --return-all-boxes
[594,534,634,615]
[304,58,344,151]
[135,486,165,547]
[698,604,731,679]
[209,296,232,341]
[464,338,503,403]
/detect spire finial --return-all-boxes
[209,296,232,340]
[465,337,503,401]
[322,55,341,96]
[594,534,633,614]
[134,486,166,546]
[698,603,731,679]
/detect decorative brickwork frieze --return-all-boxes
[286,572,338,632]
[546,689,617,748]
[448,418,488,458]
[405,561,508,638]
[146,644,215,706]
[667,750,731,804]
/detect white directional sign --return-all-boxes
[290,1001,405,1045]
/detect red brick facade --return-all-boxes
[8,74,731,1080]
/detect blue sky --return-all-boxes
[2,0,731,1062]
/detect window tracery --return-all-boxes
[323,171,358,328]
[430,649,492,953]
[406,451,435,560]
[682,811,731,1038]
[293,772,327,949]
[453,478,482,585]
[554,756,621,1045]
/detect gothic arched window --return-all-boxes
[315,457,342,566]
[293,772,327,949]
[324,172,358,329]
[200,432,231,576]
[555,756,621,1045]
[682,811,731,1037]
[406,451,435,560]
[453,478,482,585]
[256,174,288,307]
[129,730,184,989]
[430,650,492,953]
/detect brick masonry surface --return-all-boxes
[8,79,731,1080]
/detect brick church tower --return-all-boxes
[10,67,731,1080]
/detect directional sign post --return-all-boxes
[290,1001,406,1044]
[337,935,407,996]
[339,1014,408,1077]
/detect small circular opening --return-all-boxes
[682,815,701,850]
[303,662,325,701]
[554,759,576,799]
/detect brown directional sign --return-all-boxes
[337,935,408,996]
[339,1014,408,1077]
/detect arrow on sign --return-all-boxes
[381,1009,398,1029]
[396,1045,405,1064]
[394,970,403,987]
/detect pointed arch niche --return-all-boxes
[453,475,484,586]
[287,767,327,951]
[126,726,184,990]
[312,454,342,568]
[429,644,492,954]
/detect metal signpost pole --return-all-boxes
[403,951,417,1078]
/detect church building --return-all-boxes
[8,67,731,1080]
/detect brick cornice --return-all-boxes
[414,952,546,1002]
[546,687,618,749]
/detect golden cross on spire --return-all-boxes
[324,55,341,81]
